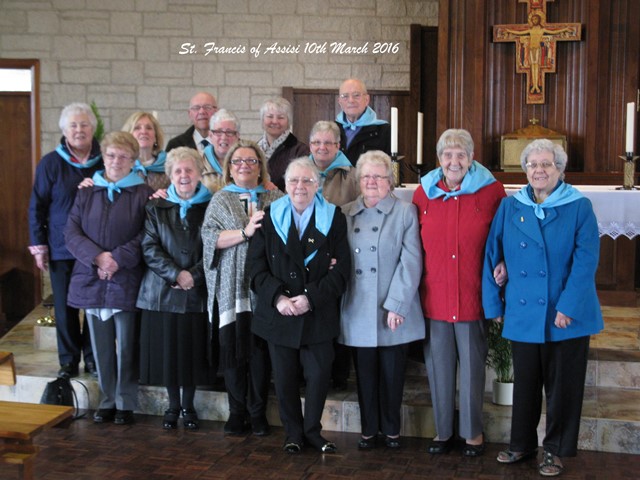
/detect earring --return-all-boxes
[153,142,158,148]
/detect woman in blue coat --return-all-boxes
[482,139,604,477]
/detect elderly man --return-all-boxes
[166,92,218,153]
[335,78,391,165]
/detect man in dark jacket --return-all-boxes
[166,92,218,154]
[335,78,391,165]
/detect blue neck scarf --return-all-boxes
[335,107,388,131]
[270,193,336,265]
[133,151,167,176]
[166,182,212,219]
[222,183,267,202]
[311,151,352,178]
[421,161,496,201]
[92,170,145,202]
[202,145,224,175]
[56,142,102,169]
[513,181,583,219]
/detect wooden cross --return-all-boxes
[493,0,581,104]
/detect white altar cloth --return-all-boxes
[393,184,640,239]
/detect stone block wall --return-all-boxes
[0,0,438,151]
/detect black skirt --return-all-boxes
[139,310,218,386]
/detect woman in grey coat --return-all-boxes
[340,150,425,450]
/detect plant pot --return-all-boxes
[492,379,514,406]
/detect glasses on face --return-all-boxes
[230,158,259,166]
[103,152,133,162]
[286,177,317,186]
[525,161,556,170]
[360,174,389,182]
[211,129,238,137]
[339,92,364,101]
[310,140,338,147]
[189,104,217,112]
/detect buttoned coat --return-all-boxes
[482,194,604,343]
[337,123,391,166]
[339,195,425,347]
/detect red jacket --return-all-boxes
[412,180,505,322]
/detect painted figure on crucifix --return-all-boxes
[493,0,581,104]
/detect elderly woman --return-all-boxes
[309,120,359,391]
[340,151,424,449]
[65,131,153,426]
[122,111,170,191]
[28,102,103,379]
[249,158,351,454]
[483,139,603,477]
[137,147,214,430]
[257,97,310,191]
[201,108,241,193]
[412,129,506,456]
[202,140,283,437]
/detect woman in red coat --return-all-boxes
[412,129,505,456]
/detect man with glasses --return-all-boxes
[166,92,218,153]
[335,78,391,165]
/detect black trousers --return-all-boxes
[352,344,408,437]
[49,259,93,366]
[268,340,334,446]
[223,334,270,418]
[510,335,590,457]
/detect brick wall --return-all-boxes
[0,0,438,151]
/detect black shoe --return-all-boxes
[163,408,180,429]
[320,441,337,453]
[224,413,249,435]
[283,440,303,454]
[93,408,116,423]
[182,408,199,430]
[462,442,485,457]
[357,436,377,450]
[84,361,98,378]
[306,435,337,453]
[114,410,135,425]
[427,436,455,454]
[250,415,270,436]
[58,363,79,379]
[385,436,401,449]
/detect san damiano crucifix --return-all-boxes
[493,0,582,104]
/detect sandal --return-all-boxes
[539,450,563,477]
[497,448,538,464]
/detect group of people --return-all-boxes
[28,77,602,477]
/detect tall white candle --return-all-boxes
[626,102,635,153]
[391,107,398,154]
[416,112,424,165]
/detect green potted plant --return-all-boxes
[486,320,513,405]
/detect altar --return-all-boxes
[394,184,640,239]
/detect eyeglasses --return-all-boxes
[103,152,133,162]
[230,158,259,166]
[211,129,238,137]
[310,141,338,147]
[360,174,389,182]
[286,177,317,186]
[189,104,217,112]
[525,161,556,170]
[339,92,364,100]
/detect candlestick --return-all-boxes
[618,153,638,190]
[626,102,635,153]
[416,112,424,165]
[391,107,398,154]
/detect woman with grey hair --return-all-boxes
[483,139,603,476]
[137,147,214,430]
[28,102,103,379]
[413,128,506,456]
[202,108,241,193]
[340,150,425,450]
[249,157,350,453]
[257,97,309,191]
[202,139,283,437]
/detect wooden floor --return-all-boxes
[2,412,639,480]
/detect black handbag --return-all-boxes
[40,377,88,419]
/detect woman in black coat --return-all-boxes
[137,147,215,430]
[248,158,351,454]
